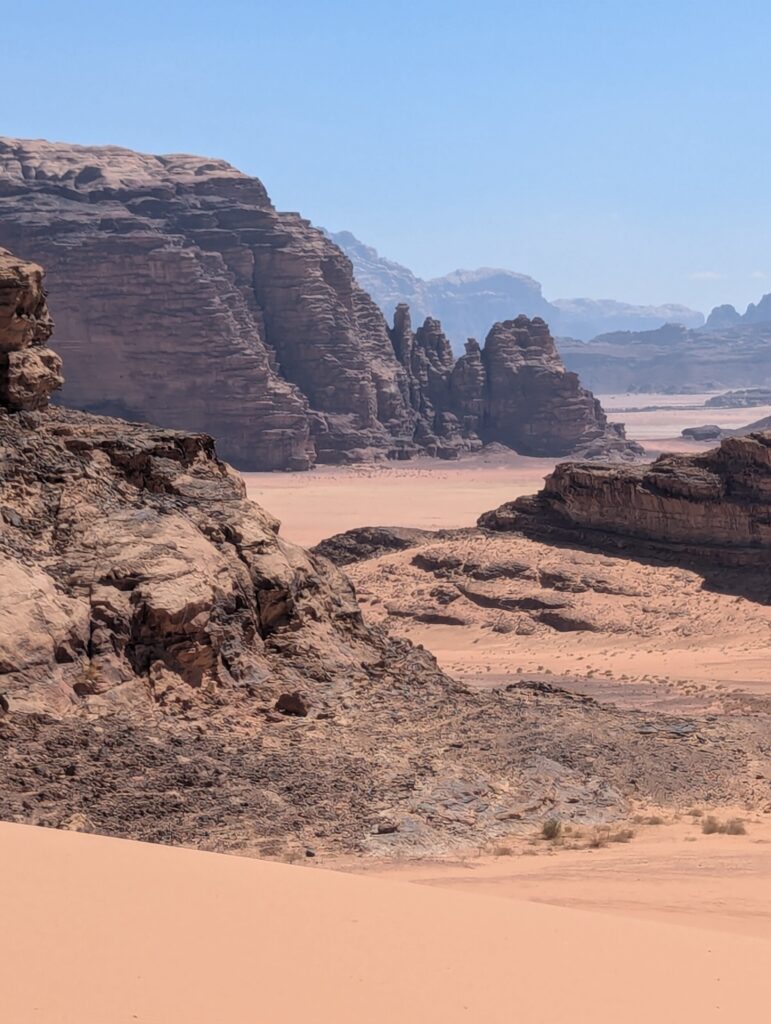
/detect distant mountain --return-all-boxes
[327,230,704,349]
[558,321,771,394]
[550,297,704,340]
[705,293,771,329]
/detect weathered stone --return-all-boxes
[0,248,61,411]
[0,138,418,470]
[479,433,771,566]
[0,138,636,468]
[390,312,642,461]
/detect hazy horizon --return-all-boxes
[8,0,771,314]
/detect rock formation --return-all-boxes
[558,320,771,394]
[2,246,722,853]
[0,138,424,470]
[389,308,642,460]
[0,137,635,468]
[681,411,771,443]
[479,433,771,570]
[705,293,771,330]
[0,250,62,411]
[705,388,771,408]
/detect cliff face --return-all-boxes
[479,433,771,567]
[389,309,642,460]
[0,138,421,470]
[0,138,636,467]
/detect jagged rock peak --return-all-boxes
[0,248,62,411]
[386,306,642,462]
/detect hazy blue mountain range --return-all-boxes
[327,230,705,350]
[704,293,771,330]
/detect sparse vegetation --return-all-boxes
[702,816,747,835]
[633,814,665,825]
[589,826,635,848]
[541,818,563,841]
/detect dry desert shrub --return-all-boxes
[589,826,635,848]
[702,816,747,835]
[541,818,563,841]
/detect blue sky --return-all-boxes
[7,0,771,312]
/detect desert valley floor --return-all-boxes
[243,394,771,939]
[4,392,771,1023]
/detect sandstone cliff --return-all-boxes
[479,434,771,570]
[0,138,422,470]
[389,308,642,460]
[0,137,634,468]
[2,247,723,854]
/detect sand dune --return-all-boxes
[1,822,769,1023]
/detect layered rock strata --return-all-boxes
[480,434,771,568]
[1,250,751,853]
[389,307,642,459]
[0,137,635,467]
[0,249,62,411]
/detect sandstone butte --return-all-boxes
[2,246,760,854]
[479,438,771,571]
[0,137,640,470]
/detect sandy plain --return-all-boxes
[5,395,769,1022]
[2,821,769,1024]
[244,392,756,546]
[245,393,771,963]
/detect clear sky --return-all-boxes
[7,0,771,313]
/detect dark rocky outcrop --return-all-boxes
[479,433,771,569]
[311,525,439,566]
[681,412,771,443]
[389,308,642,460]
[0,137,636,468]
